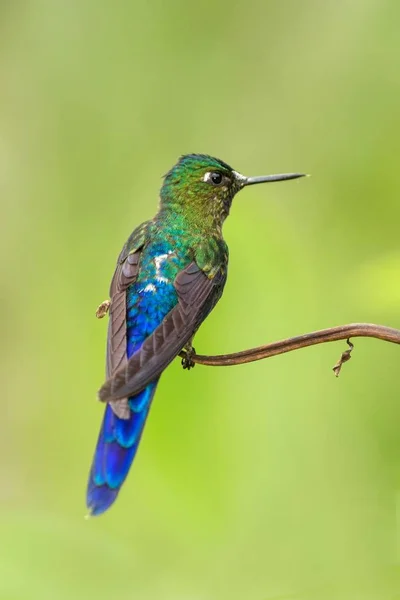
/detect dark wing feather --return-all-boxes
[98,261,226,403]
[107,251,141,419]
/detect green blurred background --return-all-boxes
[1,1,400,599]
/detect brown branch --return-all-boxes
[179,323,400,374]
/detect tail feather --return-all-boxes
[86,380,158,516]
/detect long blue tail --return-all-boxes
[86,379,158,516]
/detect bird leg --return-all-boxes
[95,300,111,319]
[181,339,196,370]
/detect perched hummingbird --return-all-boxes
[87,154,305,516]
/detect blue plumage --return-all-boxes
[87,381,157,515]
[87,241,180,516]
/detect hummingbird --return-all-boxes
[87,154,305,516]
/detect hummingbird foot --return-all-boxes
[96,300,111,319]
[181,343,196,370]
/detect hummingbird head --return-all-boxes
[160,154,305,230]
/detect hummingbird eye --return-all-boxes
[210,172,223,185]
[203,171,225,186]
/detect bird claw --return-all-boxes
[181,346,196,370]
[96,300,111,319]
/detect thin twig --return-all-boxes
[332,338,354,377]
[179,324,400,372]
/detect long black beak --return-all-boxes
[245,173,306,185]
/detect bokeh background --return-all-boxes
[1,1,400,599]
